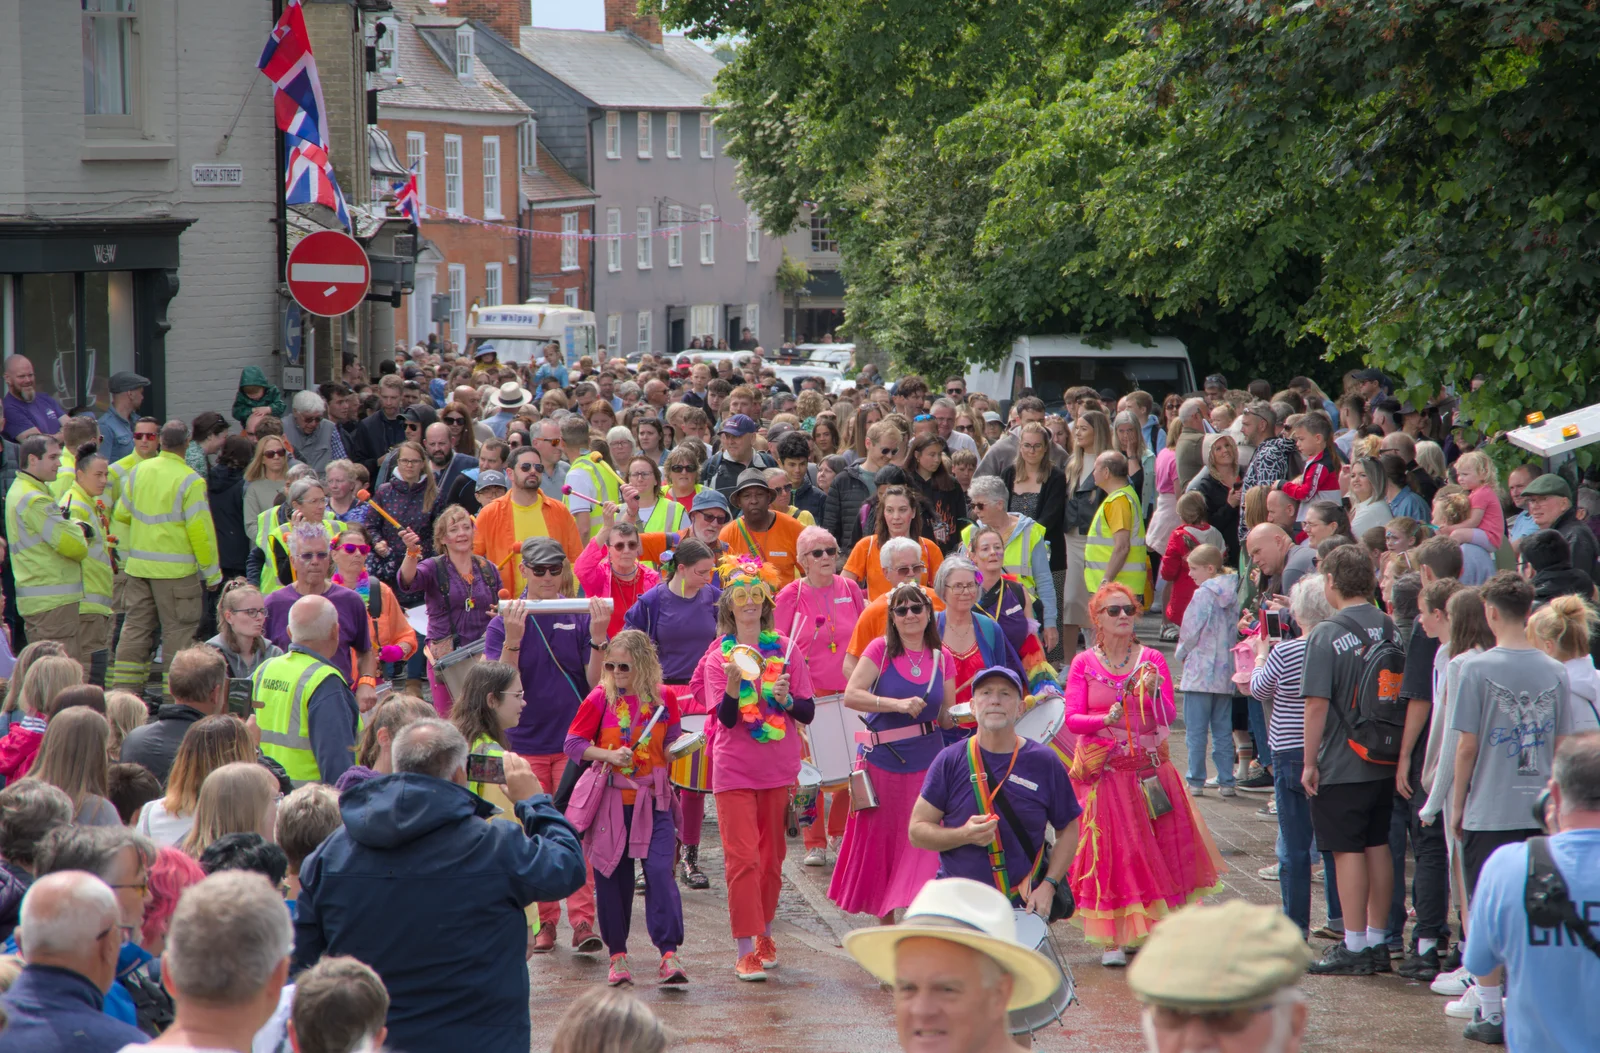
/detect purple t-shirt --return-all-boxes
[485,612,592,756]
[2,391,66,442]
[623,582,721,682]
[263,583,373,684]
[919,738,1081,891]
[413,556,501,645]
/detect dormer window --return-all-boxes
[455,26,474,78]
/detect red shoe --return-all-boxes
[532,926,556,954]
[572,922,603,953]
[607,953,631,986]
[658,952,688,986]
[734,952,767,982]
[755,934,778,969]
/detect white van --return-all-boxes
[965,335,1196,412]
[463,302,598,367]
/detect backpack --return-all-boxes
[1327,608,1407,765]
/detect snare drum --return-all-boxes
[1015,696,1065,745]
[803,694,866,790]
[1008,908,1074,1035]
[669,714,713,793]
[949,701,975,728]
[429,637,486,700]
[792,761,822,813]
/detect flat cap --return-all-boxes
[519,536,566,566]
[1127,900,1311,1012]
[109,371,149,394]
[1523,473,1573,500]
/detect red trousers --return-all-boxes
[715,786,788,939]
[522,752,596,930]
[802,787,850,849]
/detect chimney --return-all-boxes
[605,0,663,45]
[442,0,525,49]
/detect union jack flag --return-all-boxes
[258,0,328,149]
[393,171,420,223]
[285,138,350,231]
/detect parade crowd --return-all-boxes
[0,342,1592,1053]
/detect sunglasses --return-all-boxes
[891,603,927,617]
[806,547,839,560]
[670,464,696,474]
[604,662,632,673]
[895,562,928,575]
[1103,604,1138,617]
[263,450,287,459]
[945,387,963,396]
[954,424,973,433]
[523,563,563,577]
[297,551,329,562]
[444,416,466,426]
[696,514,730,526]
[878,447,898,458]
[611,540,641,552]
[340,543,371,555]
[300,414,324,426]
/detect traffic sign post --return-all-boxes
[287,230,371,317]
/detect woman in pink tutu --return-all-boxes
[830,582,956,923]
[1060,583,1224,966]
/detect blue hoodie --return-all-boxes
[293,772,585,1053]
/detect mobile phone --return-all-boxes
[226,679,256,717]
[467,752,506,785]
[1265,610,1284,641]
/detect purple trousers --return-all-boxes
[593,804,684,957]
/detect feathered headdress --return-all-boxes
[718,553,780,603]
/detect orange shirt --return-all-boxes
[719,511,805,582]
[846,590,947,658]
[844,536,944,601]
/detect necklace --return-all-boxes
[802,579,839,652]
[1095,640,1137,673]
[905,645,930,677]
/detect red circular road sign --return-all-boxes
[287,230,371,317]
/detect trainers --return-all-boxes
[1188,784,1205,797]
[828,836,843,853]
[1397,946,1441,981]
[1462,1007,1505,1045]
[1237,770,1275,793]
[1101,949,1127,967]
[531,926,556,954]
[571,922,604,954]
[1256,801,1278,818]
[1432,964,1471,996]
[1308,942,1375,976]
[1218,786,1238,797]
[735,952,768,982]
[1367,945,1392,973]
[1445,984,1481,1019]
[803,846,827,867]
[1160,623,1179,642]
[756,934,779,969]
[607,954,632,986]
[1203,776,1220,788]
[658,952,688,986]
[1258,863,1281,881]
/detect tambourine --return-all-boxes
[728,644,764,681]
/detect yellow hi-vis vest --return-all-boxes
[566,455,621,540]
[111,451,221,584]
[61,484,114,615]
[252,648,344,783]
[4,471,87,616]
[51,451,75,499]
[257,507,343,596]
[959,519,1045,597]
[1083,483,1148,596]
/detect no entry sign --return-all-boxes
[287,230,371,317]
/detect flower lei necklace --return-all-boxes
[332,570,369,602]
[722,630,787,743]
[610,693,658,773]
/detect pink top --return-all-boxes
[574,538,663,600]
[1154,448,1178,495]
[860,635,957,688]
[1468,485,1505,548]
[1062,646,1176,753]
[773,576,866,694]
[698,635,819,793]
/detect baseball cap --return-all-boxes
[475,469,509,492]
[719,413,759,437]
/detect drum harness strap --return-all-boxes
[966,735,1046,900]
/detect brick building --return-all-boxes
[519,142,598,310]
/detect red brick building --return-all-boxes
[519,142,597,310]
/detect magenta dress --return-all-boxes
[1057,646,1223,948]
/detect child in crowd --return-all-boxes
[1159,492,1225,631]
[1174,543,1243,796]
[1447,450,1504,560]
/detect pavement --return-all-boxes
[524,620,1483,1051]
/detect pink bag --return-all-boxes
[565,764,611,833]
[1231,641,1257,687]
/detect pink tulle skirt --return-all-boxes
[1068,753,1223,948]
[827,767,939,918]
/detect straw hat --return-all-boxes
[490,380,532,411]
[842,878,1061,1010]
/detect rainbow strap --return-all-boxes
[964,738,1044,899]
[723,631,788,743]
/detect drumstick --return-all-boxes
[357,489,404,531]
[779,612,807,665]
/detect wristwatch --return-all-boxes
[588,637,606,650]
[1042,875,1061,890]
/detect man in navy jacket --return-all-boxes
[293,718,586,1053]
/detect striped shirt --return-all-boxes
[1250,637,1307,751]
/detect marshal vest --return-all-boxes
[252,649,345,783]
[1083,483,1148,596]
[960,519,1044,599]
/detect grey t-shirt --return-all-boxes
[1451,646,1574,832]
[1282,544,1317,597]
[1300,602,1398,786]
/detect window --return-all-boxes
[690,305,718,341]
[484,263,502,307]
[605,208,622,272]
[666,112,681,157]
[699,114,714,158]
[482,136,501,218]
[373,17,398,75]
[518,118,537,170]
[699,205,714,265]
[637,310,652,354]
[564,287,579,308]
[666,205,683,267]
[746,218,760,262]
[605,111,620,159]
[636,112,652,158]
[455,26,474,78]
[83,0,138,121]
[561,213,579,271]
[405,131,426,208]
[636,208,652,269]
[745,304,760,343]
[448,264,466,335]
[810,210,837,253]
[606,313,621,350]
[443,135,463,215]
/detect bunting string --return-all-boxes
[414,202,756,240]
